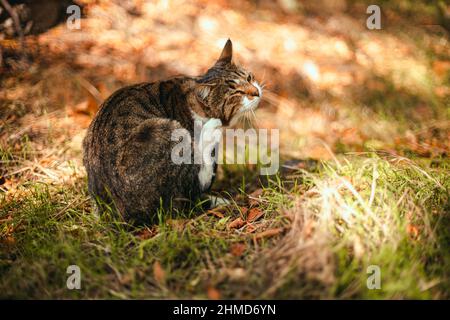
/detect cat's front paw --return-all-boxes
[204,118,222,130]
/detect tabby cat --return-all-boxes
[83,39,262,224]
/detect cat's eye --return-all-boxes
[247,74,252,82]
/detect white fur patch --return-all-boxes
[207,195,231,208]
[253,81,263,98]
[198,118,222,191]
[198,86,210,100]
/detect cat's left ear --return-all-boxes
[195,85,211,104]
[216,39,233,65]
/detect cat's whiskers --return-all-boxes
[260,70,267,87]
[250,108,259,127]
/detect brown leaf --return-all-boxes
[72,101,88,114]
[136,227,157,240]
[230,243,246,257]
[254,228,283,240]
[406,224,419,239]
[245,224,257,233]
[246,207,264,223]
[249,188,263,197]
[433,60,450,78]
[153,261,166,285]
[166,218,187,231]
[2,236,15,246]
[207,286,221,300]
[118,273,133,286]
[206,208,225,219]
[86,95,100,115]
[228,217,245,229]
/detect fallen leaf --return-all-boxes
[254,228,284,240]
[245,224,257,233]
[433,60,450,78]
[2,236,15,246]
[207,208,225,219]
[118,273,133,286]
[136,227,157,240]
[166,218,187,231]
[207,286,221,300]
[153,261,166,285]
[250,189,264,197]
[247,207,264,222]
[406,224,419,239]
[228,217,245,229]
[230,243,246,257]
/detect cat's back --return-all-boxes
[84,82,165,158]
[83,77,195,174]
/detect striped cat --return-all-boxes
[83,39,262,224]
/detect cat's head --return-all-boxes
[194,39,262,125]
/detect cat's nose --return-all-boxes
[247,85,260,97]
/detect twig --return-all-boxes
[74,74,104,104]
[248,195,269,203]
[0,0,27,61]
[54,197,89,220]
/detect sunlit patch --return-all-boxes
[198,16,218,33]
[302,60,320,82]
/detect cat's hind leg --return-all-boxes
[197,118,222,192]
[206,195,231,208]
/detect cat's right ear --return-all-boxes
[216,39,233,65]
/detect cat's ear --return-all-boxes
[195,85,211,104]
[216,39,233,65]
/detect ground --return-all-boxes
[0,0,449,299]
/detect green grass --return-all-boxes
[1,154,448,299]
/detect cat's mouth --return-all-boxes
[239,82,262,113]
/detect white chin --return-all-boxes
[239,96,260,113]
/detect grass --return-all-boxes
[1,151,448,299]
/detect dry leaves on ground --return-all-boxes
[153,261,166,286]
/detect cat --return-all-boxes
[83,39,262,225]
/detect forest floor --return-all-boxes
[0,0,449,299]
